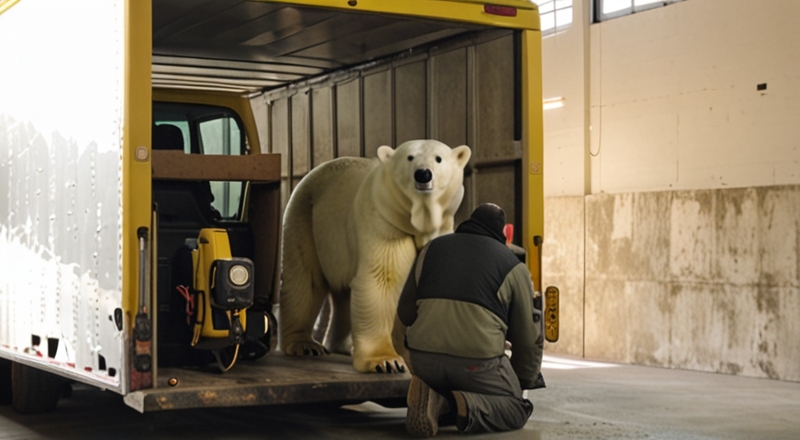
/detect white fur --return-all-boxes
[279,140,471,373]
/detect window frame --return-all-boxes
[595,0,683,23]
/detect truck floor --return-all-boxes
[125,353,410,412]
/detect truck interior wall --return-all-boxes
[395,62,428,143]
[255,30,524,243]
[310,88,335,166]
[336,80,362,158]
[249,182,283,310]
[269,99,292,209]
[363,69,393,157]
[291,94,311,180]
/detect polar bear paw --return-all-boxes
[283,339,330,357]
[356,355,407,374]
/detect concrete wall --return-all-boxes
[544,187,800,381]
[540,1,800,381]
[542,196,585,356]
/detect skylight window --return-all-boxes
[596,0,683,22]
[535,0,573,36]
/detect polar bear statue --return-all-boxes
[279,139,471,373]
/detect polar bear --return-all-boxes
[279,140,471,373]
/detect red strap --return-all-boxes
[176,285,195,325]
[503,224,514,245]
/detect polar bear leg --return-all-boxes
[349,242,416,373]
[279,216,330,356]
[279,267,330,356]
[350,285,405,373]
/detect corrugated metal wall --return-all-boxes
[255,29,523,240]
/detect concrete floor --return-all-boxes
[1,355,798,439]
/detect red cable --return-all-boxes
[176,285,195,325]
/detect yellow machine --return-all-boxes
[185,229,253,370]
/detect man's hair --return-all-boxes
[455,203,507,243]
[470,203,506,235]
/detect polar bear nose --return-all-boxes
[414,168,433,184]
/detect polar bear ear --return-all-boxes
[377,145,395,163]
[452,145,472,169]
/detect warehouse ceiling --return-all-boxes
[152,0,486,94]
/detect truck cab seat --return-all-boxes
[152,124,217,227]
[153,124,185,151]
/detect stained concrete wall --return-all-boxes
[543,186,800,381]
[540,1,800,381]
[542,196,585,357]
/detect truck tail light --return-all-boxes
[484,4,517,17]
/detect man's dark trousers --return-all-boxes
[409,349,534,433]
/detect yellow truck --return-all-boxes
[0,0,557,414]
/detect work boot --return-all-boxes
[406,375,450,437]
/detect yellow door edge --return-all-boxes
[123,0,153,318]
[520,29,544,291]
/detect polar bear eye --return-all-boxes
[435,156,442,163]
[407,155,414,161]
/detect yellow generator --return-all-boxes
[168,227,273,372]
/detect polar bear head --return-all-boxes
[377,140,471,238]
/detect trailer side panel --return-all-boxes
[0,0,126,392]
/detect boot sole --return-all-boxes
[406,377,437,437]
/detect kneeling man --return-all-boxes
[398,203,544,437]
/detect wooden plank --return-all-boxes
[151,151,281,182]
[124,354,410,412]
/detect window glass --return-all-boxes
[199,117,242,156]
[602,0,631,14]
[555,7,573,29]
[597,0,683,22]
[535,0,573,36]
[540,11,555,32]
[198,116,243,218]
